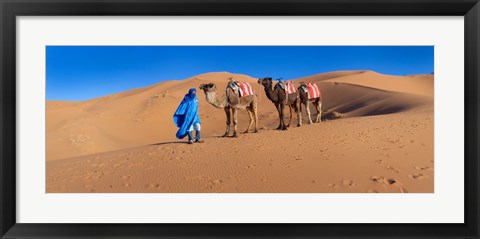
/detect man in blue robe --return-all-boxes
[173,88,202,144]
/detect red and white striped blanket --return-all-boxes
[285,81,296,94]
[238,82,254,97]
[277,81,296,95]
[306,83,321,99]
[228,81,254,98]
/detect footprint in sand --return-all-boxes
[294,156,303,161]
[387,138,400,144]
[282,162,293,168]
[370,176,397,185]
[207,179,223,189]
[319,147,329,152]
[341,179,356,187]
[145,183,160,189]
[386,178,397,185]
[328,184,339,191]
[370,176,407,193]
[387,165,400,173]
[113,163,124,168]
[321,154,331,160]
[415,166,433,171]
[245,164,257,169]
[408,173,427,180]
[90,163,106,168]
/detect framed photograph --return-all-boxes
[1,0,479,238]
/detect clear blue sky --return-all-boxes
[46,46,433,101]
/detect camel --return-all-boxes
[199,81,258,138]
[298,83,322,124]
[257,77,301,130]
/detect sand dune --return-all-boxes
[316,82,432,117]
[46,70,434,193]
[298,70,433,97]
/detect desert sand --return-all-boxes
[46,70,434,193]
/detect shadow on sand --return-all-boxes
[150,135,230,146]
[150,141,189,146]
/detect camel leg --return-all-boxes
[286,105,292,128]
[306,100,313,124]
[298,101,303,126]
[253,101,259,133]
[244,107,253,134]
[316,99,322,123]
[280,103,287,130]
[232,108,238,138]
[296,102,301,127]
[276,104,282,130]
[223,107,231,137]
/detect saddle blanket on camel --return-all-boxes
[276,80,296,95]
[300,83,321,99]
[227,81,255,98]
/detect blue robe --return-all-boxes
[173,89,201,139]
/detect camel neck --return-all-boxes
[263,84,278,102]
[205,91,227,108]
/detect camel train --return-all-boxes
[199,77,322,137]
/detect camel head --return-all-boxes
[199,83,217,93]
[258,77,273,87]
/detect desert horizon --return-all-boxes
[46,69,434,193]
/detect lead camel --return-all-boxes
[199,81,258,137]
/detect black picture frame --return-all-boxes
[1,0,479,238]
